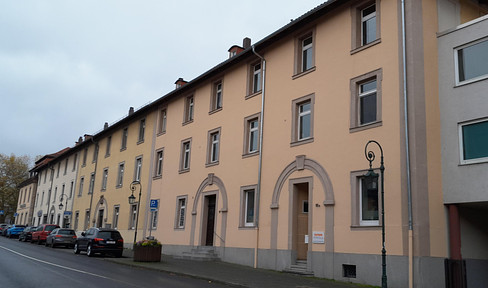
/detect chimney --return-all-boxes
[103,122,109,130]
[84,134,92,142]
[129,107,134,116]
[76,136,83,145]
[228,37,251,58]
[175,78,188,89]
[243,37,251,49]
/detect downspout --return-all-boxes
[88,139,99,228]
[401,1,414,287]
[48,166,54,223]
[252,45,266,269]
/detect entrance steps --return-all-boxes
[283,260,314,276]
[176,246,220,261]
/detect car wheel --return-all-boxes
[37,239,42,245]
[74,243,80,254]
[51,243,56,248]
[45,241,49,247]
[115,251,123,258]
[87,244,93,257]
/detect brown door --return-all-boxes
[295,183,309,260]
[205,195,216,246]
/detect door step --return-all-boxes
[176,246,220,262]
[283,260,314,276]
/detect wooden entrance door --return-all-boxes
[295,183,309,260]
[205,195,216,246]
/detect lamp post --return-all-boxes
[364,140,387,288]
[129,180,142,245]
[58,194,69,228]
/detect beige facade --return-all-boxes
[15,176,37,225]
[71,109,157,244]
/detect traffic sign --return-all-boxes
[14,213,18,217]
[150,199,159,211]
[0,210,4,215]
[64,211,72,216]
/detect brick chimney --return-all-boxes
[129,107,134,116]
[103,122,109,130]
[175,78,188,89]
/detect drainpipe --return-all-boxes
[252,45,266,269]
[401,1,414,287]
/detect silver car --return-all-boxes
[45,228,77,248]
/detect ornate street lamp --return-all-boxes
[129,180,142,245]
[58,193,69,227]
[364,140,387,288]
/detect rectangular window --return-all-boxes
[88,173,95,194]
[456,38,488,84]
[82,148,88,166]
[64,158,68,175]
[92,144,99,163]
[295,31,315,75]
[130,204,137,229]
[138,119,145,143]
[117,162,124,187]
[351,0,380,52]
[175,197,187,229]
[184,96,194,123]
[53,187,57,203]
[459,119,488,164]
[78,177,84,196]
[105,136,112,157]
[291,94,314,145]
[101,168,108,191]
[72,153,77,171]
[44,171,47,183]
[113,206,119,229]
[56,163,60,178]
[207,128,221,166]
[350,170,381,227]
[155,149,164,177]
[250,62,262,95]
[84,210,90,230]
[121,127,128,150]
[74,211,79,231]
[69,181,74,198]
[211,81,223,111]
[240,185,257,227]
[134,157,142,181]
[243,113,261,156]
[179,139,192,172]
[361,4,376,45]
[350,69,382,132]
[158,109,167,134]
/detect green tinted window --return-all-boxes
[463,121,488,160]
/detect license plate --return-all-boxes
[106,241,115,244]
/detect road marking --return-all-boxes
[0,245,111,280]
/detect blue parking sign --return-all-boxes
[150,199,159,209]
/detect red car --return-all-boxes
[31,224,59,244]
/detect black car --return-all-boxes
[74,228,123,257]
[18,226,37,242]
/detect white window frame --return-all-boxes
[130,204,138,229]
[78,177,84,196]
[179,139,192,172]
[121,127,128,150]
[206,128,221,166]
[88,173,95,195]
[240,185,257,228]
[458,118,488,165]
[117,162,124,187]
[134,156,142,182]
[359,177,379,226]
[138,119,145,143]
[358,79,377,125]
[361,4,376,46]
[175,196,187,229]
[101,168,108,191]
[454,37,488,86]
[155,149,164,177]
[113,206,119,229]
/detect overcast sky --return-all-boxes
[0,0,325,163]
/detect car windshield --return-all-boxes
[98,231,121,239]
[45,226,57,232]
[58,230,75,235]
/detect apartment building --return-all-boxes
[438,14,488,287]
[70,108,157,244]
[15,174,38,225]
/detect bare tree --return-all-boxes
[0,154,30,223]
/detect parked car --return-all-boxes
[31,224,59,244]
[6,225,26,238]
[0,224,9,235]
[45,228,77,248]
[74,228,123,257]
[1,225,12,236]
[18,226,37,242]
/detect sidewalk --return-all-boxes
[106,249,371,288]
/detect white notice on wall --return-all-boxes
[312,231,325,244]
[304,235,309,244]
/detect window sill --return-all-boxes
[455,74,488,87]
[174,227,185,230]
[246,91,261,100]
[157,131,166,137]
[153,175,162,180]
[116,185,123,189]
[120,147,127,152]
[137,140,144,145]
[105,154,110,158]
[290,137,314,147]
[182,120,193,126]
[179,169,190,174]
[350,38,381,55]
[459,157,488,166]
[292,66,316,80]
[350,225,381,230]
[205,161,219,168]
[209,107,222,115]
[242,151,259,159]
[238,225,256,229]
[349,121,382,133]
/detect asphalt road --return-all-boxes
[0,236,230,288]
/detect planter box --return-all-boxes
[133,245,162,262]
